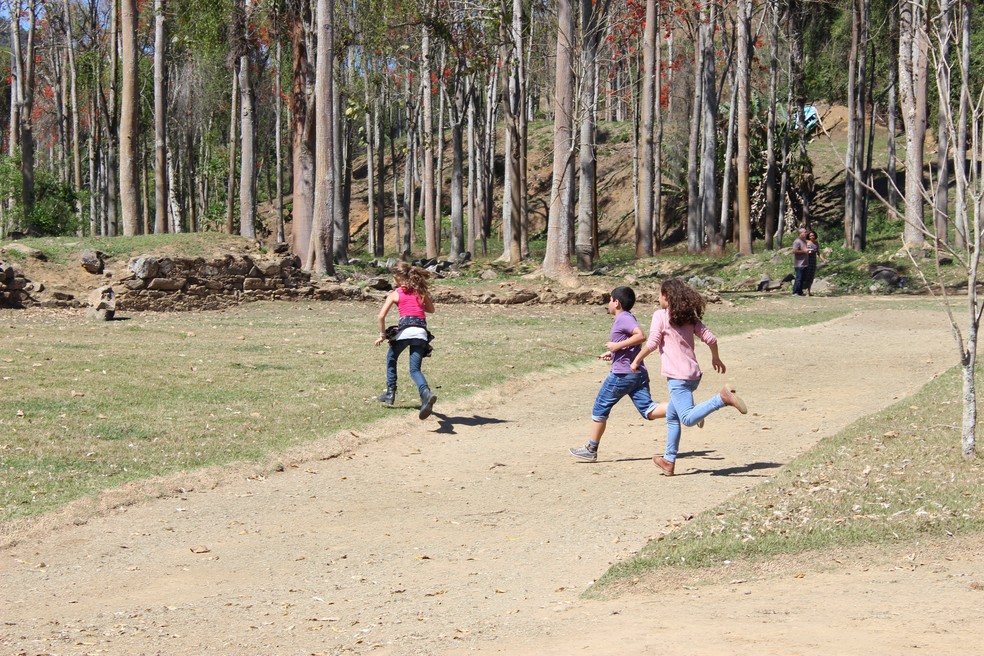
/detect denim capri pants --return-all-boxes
[591,371,659,422]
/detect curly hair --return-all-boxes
[392,261,431,296]
[661,278,705,327]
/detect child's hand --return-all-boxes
[374,335,387,347]
[629,362,639,372]
[605,341,618,352]
[599,352,612,361]
[711,356,726,374]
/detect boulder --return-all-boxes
[80,249,106,274]
[86,285,116,321]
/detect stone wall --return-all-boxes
[115,253,332,311]
[2,250,642,312]
[0,260,33,307]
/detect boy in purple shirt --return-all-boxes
[569,286,666,462]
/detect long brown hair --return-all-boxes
[661,278,705,326]
[392,261,431,297]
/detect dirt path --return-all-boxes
[3,304,981,656]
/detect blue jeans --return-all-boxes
[792,267,807,295]
[386,339,430,392]
[591,372,659,422]
[664,378,724,462]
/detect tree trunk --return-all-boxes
[290,4,315,266]
[954,0,969,249]
[238,0,257,241]
[764,0,779,250]
[365,82,377,257]
[700,2,719,253]
[898,0,928,248]
[932,0,953,248]
[498,0,522,264]
[311,0,335,275]
[887,6,900,221]
[686,24,703,253]
[542,0,576,280]
[119,0,141,235]
[735,0,753,255]
[274,33,285,244]
[449,81,466,262]
[15,0,38,226]
[225,65,239,234]
[637,0,656,257]
[333,48,349,264]
[64,0,83,229]
[154,0,169,234]
[421,22,437,259]
[852,0,871,251]
[844,0,859,246]
[576,0,606,271]
[721,71,738,245]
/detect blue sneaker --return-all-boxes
[569,445,597,462]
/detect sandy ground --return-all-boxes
[3,303,983,656]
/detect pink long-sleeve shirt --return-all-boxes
[645,308,717,381]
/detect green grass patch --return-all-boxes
[589,364,984,596]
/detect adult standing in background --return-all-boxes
[803,230,827,296]
[791,228,809,296]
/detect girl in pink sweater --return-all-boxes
[630,278,747,476]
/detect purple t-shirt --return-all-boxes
[610,311,646,374]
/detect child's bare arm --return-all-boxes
[708,342,726,373]
[374,292,399,346]
[630,343,654,372]
[606,326,646,353]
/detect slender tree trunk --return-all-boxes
[226,65,240,234]
[312,0,335,274]
[64,0,83,228]
[686,29,703,252]
[8,11,19,160]
[449,81,466,262]
[516,0,529,260]
[466,85,476,254]
[887,6,900,221]
[154,0,169,234]
[637,0,656,258]
[932,0,953,248]
[852,0,871,251]
[119,0,141,235]
[576,0,606,271]
[542,0,576,279]
[274,32,285,243]
[421,20,437,258]
[700,2,719,253]
[898,0,928,248]
[88,97,98,235]
[844,0,859,246]
[238,0,257,240]
[764,0,779,249]
[721,71,738,244]
[365,81,377,257]
[15,0,38,225]
[333,46,349,264]
[653,12,663,251]
[735,0,753,255]
[290,5,315,265]
[953,0,969,248]
[499,12,521,264]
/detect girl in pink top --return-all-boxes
[374,262,438,419]
[630,278,747,476]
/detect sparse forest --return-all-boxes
[1,0,981,268]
